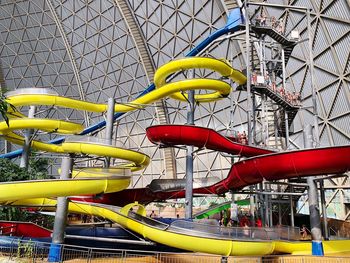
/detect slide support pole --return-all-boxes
[20,105,36,169]
[290,185,295,227]
[319,180,329,240]
[49,156,74,262]
[244,1,253,145]
[304,124,323,256]
[105,98,115,167]
[185,71,195,219]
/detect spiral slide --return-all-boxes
[0,57,244,200]
[0,7,245,160]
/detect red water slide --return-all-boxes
[146,124,273,157]
[78,125,350,206]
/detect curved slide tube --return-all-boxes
[5,199,350,256]
[2,57,244,153]
[0,57,244,202]
[77,125,350,206]
[0,7,245,159]
[0,56,251,253]
[147,124,273,157]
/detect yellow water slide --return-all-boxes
[0,57,244,201]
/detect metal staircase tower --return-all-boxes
[238,14,301,149]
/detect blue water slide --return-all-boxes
[1,8,243,159]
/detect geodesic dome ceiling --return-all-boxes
[0,0,349,210]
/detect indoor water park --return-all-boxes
[0,1,349,262]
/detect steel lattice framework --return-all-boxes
[0,0,349,219]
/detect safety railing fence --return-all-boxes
[1,239,350,263]
[170,220,301,241]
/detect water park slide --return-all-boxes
[147,125,350,190]
[3,57,241,147]
[0,7,245,160]
[147,124,273,157]
[1,53,350,255]
[0,55,254,254]
[0,57,244,203]
[0,57,243,201]
[5,199,350,256]
[78,125,350,206]
[1,126,350,255]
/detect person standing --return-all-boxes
[255,217,263,227]
[150,210,157,218]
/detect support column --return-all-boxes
[20,106,36,169]
[105,98,115,167]
[244,1,253,145]
[274,110,279,148]
[252,95,257,144]
[259,183,265,226]
[264,193,269,227]
[249,185,255,226]
[278,184,282,225]
[281,48,289,149]
[261,95,268,146]
[230,192,238,225]
[304,124,323,255]
[290,185,295,227]
[185,72,195,219]
[49,156,74,262]
[269,193,273,226]
[307,10,320,147]
[281,48,286,89]
[284,110,289,149]
[319,180,329,240]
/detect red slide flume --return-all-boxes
[77,125,350,206]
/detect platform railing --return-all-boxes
[170,220,301,241]
[129,211,301,241]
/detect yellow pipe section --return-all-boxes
[0,118,84,135]
[0,177,130,202]
[5,57,246,112]
[154,57,246,102]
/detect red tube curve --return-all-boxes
[76,125,350,206]
[146,125,273,157]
